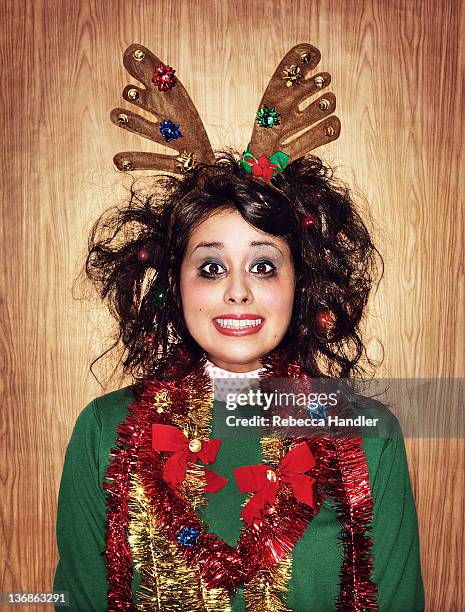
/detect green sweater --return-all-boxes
[53,386,424,611]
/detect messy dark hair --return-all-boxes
[84,150,383,384]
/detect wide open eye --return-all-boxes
[250,260,276,275]
[198,261,227,278]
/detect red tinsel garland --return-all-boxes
[103,349,378,610]
[333,435,378,609]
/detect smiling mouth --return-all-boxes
[212,317,265,336]
[214,318,263,329]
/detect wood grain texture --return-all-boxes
[0,0,463,609]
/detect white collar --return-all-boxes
[204,358,263,379]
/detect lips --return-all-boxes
[212,314,265,336]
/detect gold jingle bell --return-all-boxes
[266,469,277,482]
[325,125,335,137]
[133,49,145,61]
[127,88,139,101]
[189,438,202,453]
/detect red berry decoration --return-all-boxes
[152,63,177,91]
[301,213,316,229]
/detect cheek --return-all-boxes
[180,276,217,315]
[260,278,295,315]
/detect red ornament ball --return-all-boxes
[315,310,335,331]
[145,334,155,347]
[137,247,151,263]
[152,63,177,91]
[301,213,316,229]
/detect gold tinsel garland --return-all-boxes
[129,374,297,610]
[242,436,293,611]
[169,376,215,511]
[242,557,293,612]
[128,473,231,611]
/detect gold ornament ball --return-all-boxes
[127,88,139,101]
[266,469,277,482]
[189,438,202,453]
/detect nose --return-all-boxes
[224,271,253,304]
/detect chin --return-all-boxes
[211,345,267,366]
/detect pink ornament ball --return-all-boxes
[137,247,151,263]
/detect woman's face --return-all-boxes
[180,209,296,372]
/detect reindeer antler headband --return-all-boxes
[110,42,340,179]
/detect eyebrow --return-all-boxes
[191,240,284,256]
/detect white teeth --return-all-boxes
[215,318,262,329]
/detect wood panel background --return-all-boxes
[1,0,463,609]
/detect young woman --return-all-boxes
[53,153,424,610]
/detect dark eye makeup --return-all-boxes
[197,259,277,279]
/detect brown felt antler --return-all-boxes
[110,43,215,174]
[247,43,340,162]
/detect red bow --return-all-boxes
[152,424,228,492]
[233,442,317,524]
[250,155,281,180]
